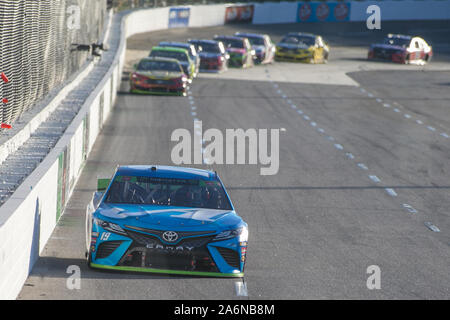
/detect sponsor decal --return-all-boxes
[297,2,350,22]
[168,7,190,28]
[334,3,350,21]
[225,5,254,24]
[298,3,312,21]
[316,3,330,21]
[145,243,195,252]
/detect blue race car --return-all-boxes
[85,165,248,277]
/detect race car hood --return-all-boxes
[227,48,246,55]
[199,52,221,58]
[371,43,406,51]
[134,70,183,79]
[277,42,311,50]
[253,45,266,53]
[96,203,240,228]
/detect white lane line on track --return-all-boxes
[327,136,335,141]
[290,104,297,109]
[404,114,411,119]
[394,108,400,113]
[235,281,248,297]
[440,133,449,138]
[376,98,382,103]
[385,188,398,197]
[317,128,325,134]
[383,103,390,108]
[191,112,197,116]
[357,163,368,170]
[191,106,197,110]
[416,119,423,125]
[367,93,374,98]
[369,175,381,183]
[297,110,303,115]
[310,121,317,127]
[346,152,355,159]
[427,126,436,132]
[402,203,417,214]
[303,115,310,121]
[424,222,440,232]
[334,143,344,150]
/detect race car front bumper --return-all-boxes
[89,223,247,277]
[275,50,313,63]
[130,79,187,96]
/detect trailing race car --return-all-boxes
[235,32,275,64]
[368,34,432,64]
[129,57,188,96]
[149,46,196,82]
[213,35,255,68]
[275,32,329,64]
[86,165,248,277]
[158,41,200,77]
[188,39,229,73]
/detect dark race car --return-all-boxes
[213,35,255,68]
[188,39,229,73]
[129,57,188,96]
[235,32,275,65]
[368,34,433,64]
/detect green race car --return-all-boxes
[149,46,196,82]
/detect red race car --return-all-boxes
[130,57,188,96]
[368,34,432,64]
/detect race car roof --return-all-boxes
[116,165,216,180]
[188,39,218,45]
[139,56,180,63]
[286,32,317,38]
[235,32,266,39]
[151,46,189,53]
[214,35,244,41]
[159,41,192,49]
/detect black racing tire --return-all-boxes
[425,54,432,63]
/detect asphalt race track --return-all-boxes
[18,20,450,299]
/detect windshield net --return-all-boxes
[104,176,232,210]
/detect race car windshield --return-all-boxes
[217,38,244,49]
[246,37,265,46]
[198,43,223,54]
[104,176,232,210]
[137,60,181,72]
[383,37,411,47]
[281,36,315,46]
[150,50,188,61]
